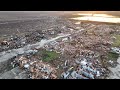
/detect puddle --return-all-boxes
[75,22,81,25]
[70,13,120,24]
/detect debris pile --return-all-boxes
[111,47,120,54]
[60,51,108,79]
[0,35,26,52]
[13,55,57,79]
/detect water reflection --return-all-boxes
[75,22,81,24]
[70,13,120,23]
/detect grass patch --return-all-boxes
[112,34,120,47]
[42,50,60,62]
[107,52,119,61]
[37,49,60,62]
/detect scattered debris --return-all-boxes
[1,14,120,79]
[111,47,120,54]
